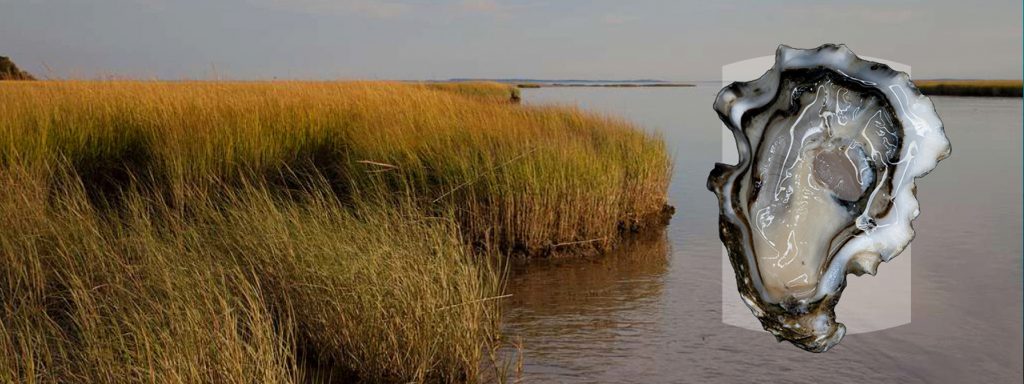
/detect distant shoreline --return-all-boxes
[913,80,1022,98]
[447,78,695,88]
[515,82,694,88]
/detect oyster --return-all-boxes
[709,44,950,352]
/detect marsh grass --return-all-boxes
[0,167,504,383]
[0,80,670,257]
[423,81,520,103]
[0,80,670,382]
[0,167,299,383]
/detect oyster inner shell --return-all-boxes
[748,73,900,302]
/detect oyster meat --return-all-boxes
[709,44,950,352]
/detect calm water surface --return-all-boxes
[503,86,1023,383]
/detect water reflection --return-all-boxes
[503,229,669,375]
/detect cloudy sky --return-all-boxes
[1,0,1020,80]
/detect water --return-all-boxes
[503,86,1023,383]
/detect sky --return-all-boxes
[1,0,1021,81]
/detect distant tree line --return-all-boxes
[0,56,35,80]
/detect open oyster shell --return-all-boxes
[709,44,950,352]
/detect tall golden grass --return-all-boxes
[0,80,670,256]
[0,80,671,382]
[0,168,503,383]
[424,81,520,103]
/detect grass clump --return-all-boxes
[424,81,520,103]
[202,184,503,382]
[0,80,671,382]
[0,169,299,383]
[0,167,503,383]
